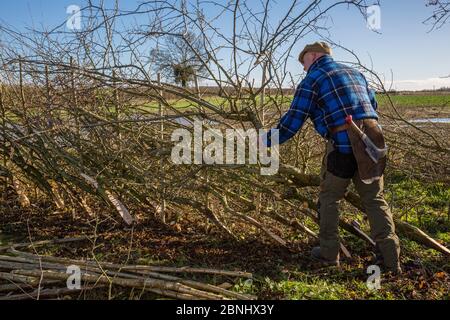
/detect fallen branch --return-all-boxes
[394,219,450,257]
[344,191,450,258]
[0,236,91,252]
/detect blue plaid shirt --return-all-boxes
[266,55,378,154]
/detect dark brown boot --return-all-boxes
[311,246,340,267]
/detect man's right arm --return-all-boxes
[265,80,317,147]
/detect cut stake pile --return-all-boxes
[0,247,255,300]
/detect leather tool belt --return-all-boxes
[329,118,387,184]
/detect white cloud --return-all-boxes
[390,77,450,91]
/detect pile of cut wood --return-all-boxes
[0,247,255,300]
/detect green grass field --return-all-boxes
[377,94,450,108]
[136,93,450,111]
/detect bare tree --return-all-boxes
[150,32,209,87]
[424,0,450,30]
[424,1,450,77]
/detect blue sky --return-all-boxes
[1,0,449,90]
[324,0,450,90]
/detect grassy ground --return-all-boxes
[5,91,450,120]
[0,93,449,300]
[0,171,448,300]
[137,92,450,108]
[377,94,450,108]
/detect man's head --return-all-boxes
[299,41,332,72]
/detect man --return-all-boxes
[264,41,401,273]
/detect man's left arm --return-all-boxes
[364,77,378,111]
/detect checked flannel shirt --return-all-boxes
[266,55,378,154]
